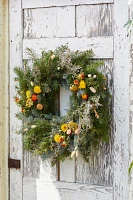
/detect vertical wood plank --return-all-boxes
[114,1,130,199]
[60,158,76,182]
[56,6,75,38]
[24,8,57,38]
[76,4,113,37]
[9,0,23,200]
[24,7,75,39]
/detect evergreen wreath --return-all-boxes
[14,46,110,165]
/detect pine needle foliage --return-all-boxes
[14,46,111,165]
[128,161,133,174]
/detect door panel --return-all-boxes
[10,0,114,199]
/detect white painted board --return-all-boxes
[9,0,23,200]
[24,151,57,181]
[24,7,75,38]
[23,178,113,200]
[76,4,113,37]
[22,0,114,9]
[114,0,130,199]
[23,36,113,59]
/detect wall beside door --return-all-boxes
[0,1,8,200]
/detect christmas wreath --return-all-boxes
[14,46,110,165]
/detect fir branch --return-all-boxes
[25,47,37,60]
[129,161,133,174]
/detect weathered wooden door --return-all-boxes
[9,0,130,200]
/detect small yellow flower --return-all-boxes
[26,98,33,108]
[78,80,86,89]
[68,121,78,130]
[26,90,31,98]
[54,134,61,143]
[61,124,68,132]
[34,86,41,94]
[70,85,78,92]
